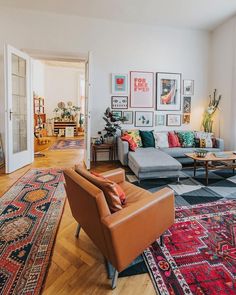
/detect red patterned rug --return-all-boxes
[0,169,65,294]
[144,200,236,295]
[49,139,84,150]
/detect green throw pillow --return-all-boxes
[139,130,155,148]
[177,131,195,147]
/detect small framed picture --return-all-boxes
[183,114,191,124]
[166,114,181,126]
[123,111,133,124]
[111,73,128,94]
[112,111,122,118]
[183,80,194,95]
[183,97,191,113]
[156,72,182,111]
[135,111,154,127]
[155,114,165,126]
[111,96,128,109]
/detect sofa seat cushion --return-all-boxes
[119,181,152,207]
[128,148,182,173]
[161,147,222,158]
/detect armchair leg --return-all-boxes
[111,270,119,289]
[104,258,114,279]
[75,223,81,238]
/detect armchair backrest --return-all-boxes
[63,169,111,256]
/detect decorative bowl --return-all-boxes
[195,149,208,158]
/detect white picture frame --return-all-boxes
[135,111,154,127]
[111,73,128,95]
[155,114,165,126]
[130,71,154,108]
[166,114,181,126]
[183,80,194,96]
[123,111,133,124]
[156,72,182,111]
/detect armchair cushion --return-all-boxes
[75,166,122,212]
[91,171,126,205]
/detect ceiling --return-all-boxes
[1,0,236,30]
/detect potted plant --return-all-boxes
[78,113,84,132]
[103,107,126,143]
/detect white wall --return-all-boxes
[32,59,45,97]
[44,65,80,118]
[0,7,210,150]
[210,16,236,149]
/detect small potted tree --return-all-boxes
[78,113,84,132]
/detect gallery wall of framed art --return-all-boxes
[109,70,195,129]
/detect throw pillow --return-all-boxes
[121,134,137,151]
[194,131,213,148]
[75,166,122,212]
[91,171,126,205]
[168,132,181,148]
[153,132,169,148]
[212,137,217,148]
[139,130,155,148]
[177,131,195,148]
[126,130,142,147]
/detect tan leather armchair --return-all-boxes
[63,167,175,289]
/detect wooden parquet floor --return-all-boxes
[0,144,155,295]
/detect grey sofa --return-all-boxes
[117,137,224,181]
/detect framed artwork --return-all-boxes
[65,127,74,137]
[111,96,128,109]
[166,114,181,126]
[123,111,133,124]
[183,80,194,95]
[156,72,182,111]
[135,111,154,127]
[0,135,4,168]
[183,96,191,113]
[111,73,128,94]
[155,114,165,126]
[183,114,191,124]
[130,71,154,108]
[112,111,122,118]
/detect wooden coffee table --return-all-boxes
[185,151,236,185]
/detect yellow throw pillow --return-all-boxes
[126,130,142,147]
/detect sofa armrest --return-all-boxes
[100,168,125,183]
[101,188,174,271]
[117,137,129,166]
[215,138,224,151]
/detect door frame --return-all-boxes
[23,48,92,167]
[4,44,34,173]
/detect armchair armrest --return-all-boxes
[101,188,174,271]
[100,168,125,183]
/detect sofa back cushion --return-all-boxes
[125,130,143,147]
[168,132,181,148]
[153,131,169,148]
[75,166,122,213]
[121,134,137,151]
[139,130,155,148]
[177,131,195,147]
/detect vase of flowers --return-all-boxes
[202,89,221,133]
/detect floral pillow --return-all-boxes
[177,131,195,148]
[194,131,213,148]
[126,130,142,147]
[153,132,169,148]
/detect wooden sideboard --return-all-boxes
[54,121,77,136]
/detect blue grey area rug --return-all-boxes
[119,168,236,278]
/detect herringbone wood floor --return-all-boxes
[0,146,155,295]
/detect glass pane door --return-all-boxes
[12,54,27,153]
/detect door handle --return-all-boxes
[9,109,13,121]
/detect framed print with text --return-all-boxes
[130,71,154,108]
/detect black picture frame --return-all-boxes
[111,96,128,109]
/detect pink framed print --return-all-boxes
[130,71,154,108]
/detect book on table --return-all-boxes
[214,152,230,158]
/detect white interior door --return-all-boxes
[4,44,33,173]
[84,52,92,170]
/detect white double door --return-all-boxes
[4,45,33,173]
